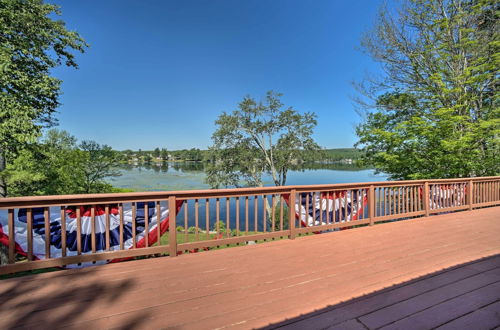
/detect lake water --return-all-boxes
[108,162,388,192]
[108,163,388,231]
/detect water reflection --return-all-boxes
[110,161,385,192]
[119,161,367,174]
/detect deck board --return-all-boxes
[1,207,500,330]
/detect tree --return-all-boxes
[354,0,499,180]
[160,148,168,160]
[122,149,134,161]
[4,130,122,196]
[153,147,160,158]
[79,141,121,194]
[206,91,320,188]
[0,0,88,197]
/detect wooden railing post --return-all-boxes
[424,181,430,217]
[168,196,178,257]
[369,185,375,226]
[289,189,296,240]
[468,179,474,211]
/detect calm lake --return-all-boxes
[108,162,388,192]
[108,162,388,231]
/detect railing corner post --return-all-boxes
[289,189,296,240]
[424,181,430,217]
[369,185,375,226]
[168,196,178,257]
[468,179,474,211]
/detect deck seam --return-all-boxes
[430,298,500,330]
[373,279,500,330]
[269,261,500,329]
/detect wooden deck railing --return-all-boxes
[0,176,499,275]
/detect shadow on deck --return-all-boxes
[0,267,150,329]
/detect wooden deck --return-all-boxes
[1,207,499,330]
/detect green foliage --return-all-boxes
[355,0,499,179]
[0,0,87,196]
[205,91,321,188]
[160,148,168,160]
[79,140,121,193]
[4,130,121,196]
[302,148,364,162]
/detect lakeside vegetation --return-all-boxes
[117,147,364,164]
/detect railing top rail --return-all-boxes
[0,176,498,209]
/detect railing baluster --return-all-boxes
[216,198,220,238]
[332,191,337,223]
[409,186,414,213]
[280,195,284,231]
[91,205,96,254]
[132,202,136,248]
[8,209,15,263]
[184,201,189,243]
[44,207,50,259]
[156,201,162,246]
[254,195,258,232]
[311,192,316,225]
[305,193,309,227]
[369,185,375,225]
[205,199,210,240]
[424,182,430,216]
[119,203,124,249]
[289,189,296,239]
[76,207,81,256]
[454,183,457,206]
[262,195,267,232]
[389,188,394,216]
[446,185,453,207]
[271,195,276,232]
[61,206,67,257]
[168,196,177,257]
[226,197,230,238]
[26,208,33,261]
[402,187,405,214]
[105,205,110,251]
[245,196,249,234]
[482,182,485,203]
[405,187,409,214]
[236,197,240,236]
[195,199,199,241]
[325,192,330,224]
[385,187,388,215]
[144,203,149,248]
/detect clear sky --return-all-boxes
[52,0,384,151]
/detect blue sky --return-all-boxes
[52,0,383,150]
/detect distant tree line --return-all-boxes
[119,148,207,163]
[118,147,363,165]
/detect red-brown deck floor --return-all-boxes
[1,207,499,329]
